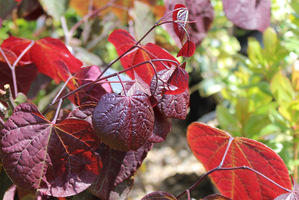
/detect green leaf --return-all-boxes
[263,27,277,53]
[40,0,70,21]
[270,71,295,104]
[216,105,240,136]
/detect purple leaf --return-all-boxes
[0,103,102,197]
[67,101,97,125]
[89,142,152,199]
[148,107,172,143]
[109,178,134,200]
[222,0,271,32]
[92,92,154,151]
[157,89,189,120]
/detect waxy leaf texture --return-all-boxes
[92,92,154,151]
[0,103,102,197]
[187,123,292,199]
[222,0,271,32]
[173,4,188,43]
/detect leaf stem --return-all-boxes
[176,166,291,199]
[52,98,63,124]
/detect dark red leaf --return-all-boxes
[141,191,177,200]
[31,37,83,83]
[89,142,152,199]
[67,102,97,125]
[157,89,189,119]
[222,0,271,32]
[0,103,102,197]
[177,40,196,57]
[68,65,112,105]
[274,177,299,200]
[150,64,189,96]
[148,107,172,143]
[0,62,38,95]
[92,92,154,151]
[165,0,214,46]
[187,123,292,199]
[172,4,188,43]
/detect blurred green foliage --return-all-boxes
[195,0,299,178]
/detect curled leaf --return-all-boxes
[177,40,196,57]
[173,4,188,43]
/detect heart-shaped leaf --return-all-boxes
[222,0,271,32]
[141,191,177,200]
[187,123,292,199]
[177,40,196,57]
[92,92,154,151]
[0,103,102,197]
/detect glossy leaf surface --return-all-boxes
[0,103,101,197]
[92,92,154,151]
[187,122,292,199]
[89,143,152,199]
[141,191,177,200]
[222,0,271,32]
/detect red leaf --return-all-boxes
[108,30,180,85]
[0,103,102,197]
[187,123,292,199]
[108,29,155,84]
[31,37,82,83]
[122,71,151,96]
[92,92,154,151]
[166,63,189,95]
[222,0,271,32]
[89,142,152,199]
[165,0,214,46]
[1,37,83,84]
[141,191,177,200]
[144,43,179,71]
[177,40,196,57]
[68,65,112,105]
[173,4,188,43]
[274,177,299,199]
[1,36,32,64]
